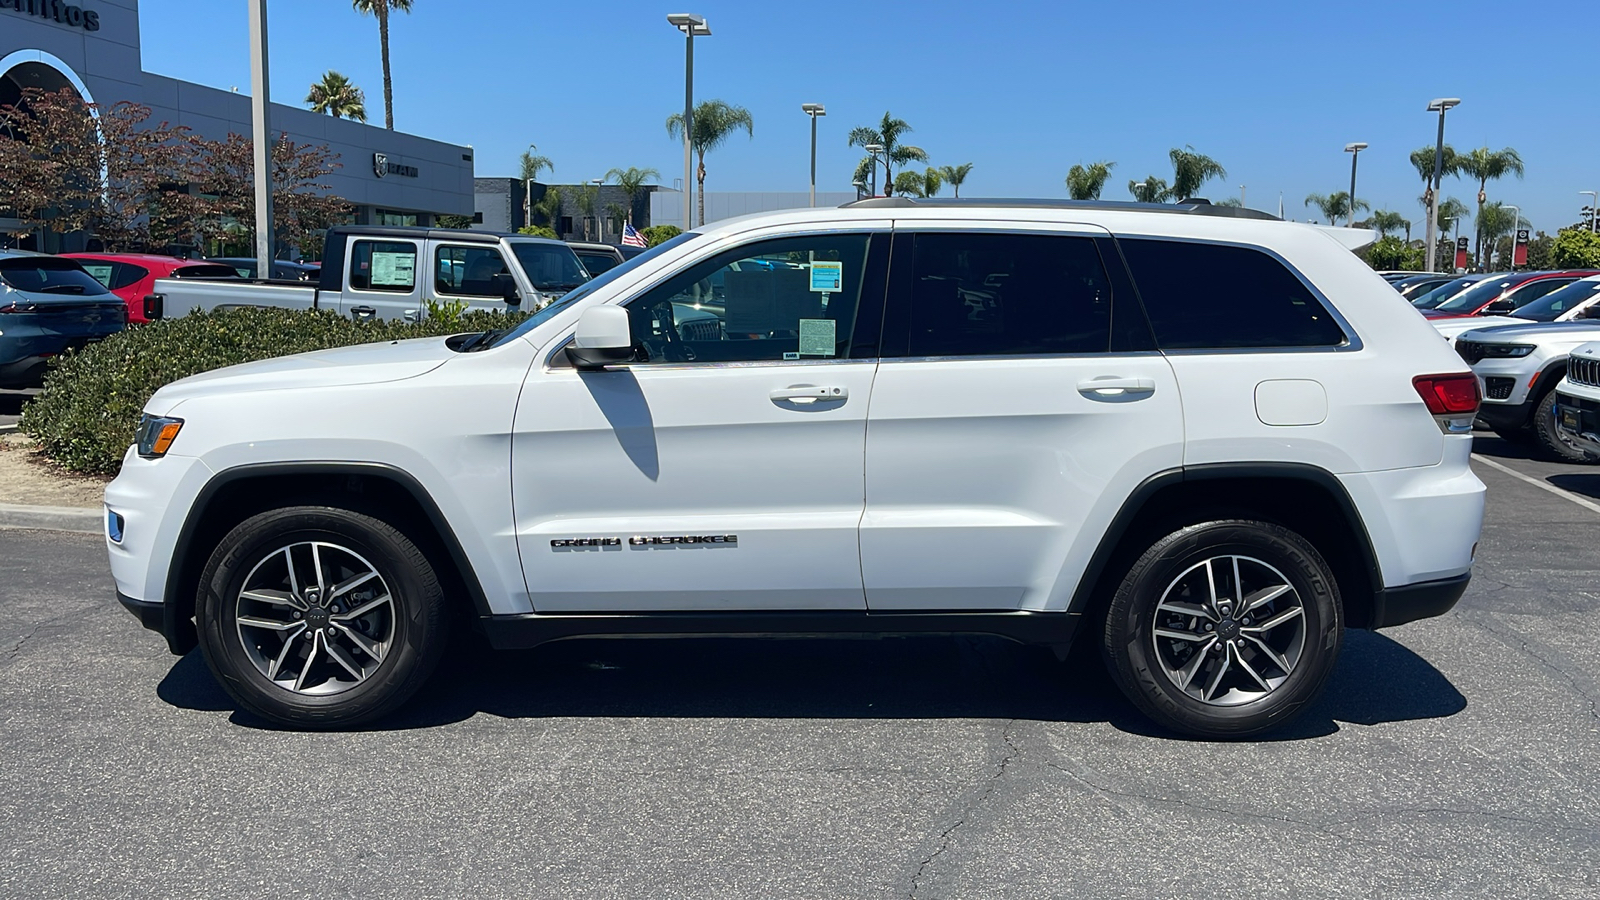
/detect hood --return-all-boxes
[1431,316,1531,341]
[149,336,455,413]
[1455,320,1600,344]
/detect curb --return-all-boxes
[0,502,101,535]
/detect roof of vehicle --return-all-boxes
[566,242,625,254]
[61,252,204,265]
[842,196,1283,220]
[0,249,49,259]
[322,224,567,247]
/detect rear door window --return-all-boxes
[348,240,418,292]
[435,245,512,297]
[902,232,1113,357]
[1118,238,1348,349]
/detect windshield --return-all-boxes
[487,231,701,349]
[1434,277,1519,313]
[1511,279,1600,322]
[508,241,591,292]
[1411,277,1480,309]
[0,258,114,296]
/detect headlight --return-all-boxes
[136,414,184,459]
[1481,344,1535,358]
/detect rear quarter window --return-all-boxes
[1118,238,1348,350]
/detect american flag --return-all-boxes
[621,222,648,249]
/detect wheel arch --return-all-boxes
[1067,463,1384,630]
[160,462,491,655]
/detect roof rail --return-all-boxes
[838,196,1281,221]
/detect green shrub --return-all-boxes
[1551,228,1600,268]
[20,306,527,476]
[1361,236,1423,271]
[640,224,682,247]
[516,225,559,239]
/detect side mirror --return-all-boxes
[492,272,521,306]
[565,306,633,370]
[1582,304,1600,320]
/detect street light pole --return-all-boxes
[1503,204,1521,270]
[1239,185,1246,207]
[1344,142,1368,227]
[1424,98,1460,273]
[591,178,605,241]
[802,103,826,207]
[667,14,710,230]
[247,0,273,276]
[865,143,884,197]
[1582,191,1598,233]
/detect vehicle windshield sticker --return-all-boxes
[809,261,843,292]
[370,251,416,287]
[798,318,836,357]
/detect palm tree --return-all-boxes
[1128,177,1170,203]
[1366,210,1411,240]
[939,163,973,198]
[1422,196,1472,246]
[1066,161,1116,200]
[847,112,928,197]
[1304,191,1369,225]
[1475,201,1529,268]
[519,144,554,228]
[1168,146,1226,200]
[665,99,754,226]
[894,167,943,198]
[1457,146,1525,267]
[351,0,413,130]
[573,181,600,241]
[531,185,563,233]
[604,166,661,223]
[1410,144,1460,192]
[304,71,367,122]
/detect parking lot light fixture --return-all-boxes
[1344,142,1368,227]
[865,143,884,197]
[1424,98,1461,273]
[668,14,710,230]
[802,103,826,207]
[1582,191,1598,233]
[1504,205,1521,270]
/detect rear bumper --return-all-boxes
[1371,573,1471,628]
[0,355,50,389]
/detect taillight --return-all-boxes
[1414,373,1480,434]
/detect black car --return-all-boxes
[208,257,321,282]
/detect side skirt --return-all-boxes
[480,609,1082,651]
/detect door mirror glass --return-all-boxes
[566,305,634,369]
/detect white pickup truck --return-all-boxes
[144,225,590,322]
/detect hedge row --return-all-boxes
[21,306,526,475]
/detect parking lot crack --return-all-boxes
[1463,610,1600,723]
[4,623,42,663]
[907,719,1020,899]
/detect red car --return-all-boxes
[1422,270,1600,320]
[61,253,239,324]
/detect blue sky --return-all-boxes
[137,0,1598,235]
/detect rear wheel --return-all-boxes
[1533,390,1591,463]
[1103,520,1342,738]
[195,506,449,728]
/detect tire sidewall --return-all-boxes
[1536,390,1592,463]
[1106,521,1342,738]
[196,507,444,728]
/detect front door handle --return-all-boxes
[349,305,378,320]
[770,385,848,403]
[1077,376,1156,396]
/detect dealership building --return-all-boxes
[1,0,475,251]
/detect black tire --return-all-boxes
[1533,389,1593,463]
[195,506,449,729]
[1102,520,1342,738]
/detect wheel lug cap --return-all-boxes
[293,611,301,619]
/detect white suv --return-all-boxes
[106,199,1485,737]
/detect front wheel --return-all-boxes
[195,506,450,728]
[1103,520,1342,738]
[1534,390,1593,463]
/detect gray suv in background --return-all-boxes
[0,251,127,388]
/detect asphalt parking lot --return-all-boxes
[1,435,1597,898]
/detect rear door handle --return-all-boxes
[1077,376,1156,396]
[770,385,848,403]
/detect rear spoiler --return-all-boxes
[1315,226,1379,252]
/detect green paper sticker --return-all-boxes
[798,318,836,357]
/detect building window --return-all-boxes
[559,216,573,236]
[375,209,418,227]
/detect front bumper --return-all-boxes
[1475,397,1535,432]
[117,591,165,633]
[1371,573,1471,628]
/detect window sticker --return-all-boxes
[81,265,114,287]
[798,318,836,357]
[809,260,843,293]
[370,250,416,287]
